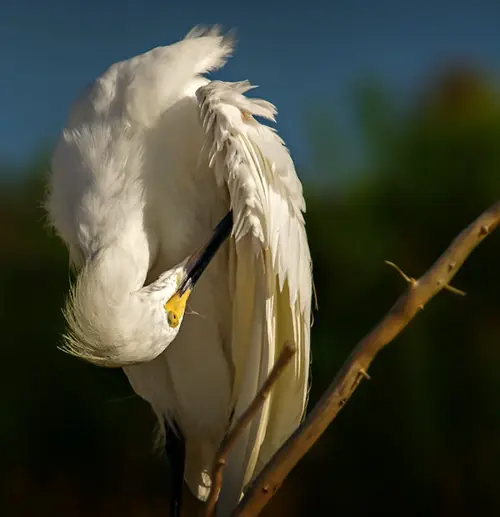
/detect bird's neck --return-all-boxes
[91,239,149,301]
[63,239,169,367]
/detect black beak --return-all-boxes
[177,210,233,295]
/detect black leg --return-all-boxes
[164,419,186,517]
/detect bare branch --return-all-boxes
[203,341,297,517]
[233,200,500,517]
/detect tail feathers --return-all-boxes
[214,424,260,516]
[214,241,272,517]
[184,438,216,502]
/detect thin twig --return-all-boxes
[385,260,466,296]
[233,200,500,517]
[384,260,416,284]
[203,341,297,517]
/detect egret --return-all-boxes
[46,26,312,516]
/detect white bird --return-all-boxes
[46,26,312,517]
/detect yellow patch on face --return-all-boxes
[164,289,192,328]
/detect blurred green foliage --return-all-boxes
[1,66,499,516]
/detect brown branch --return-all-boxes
[203,341,297,517]
[233,200,500,517]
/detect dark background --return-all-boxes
[1,3,499,516]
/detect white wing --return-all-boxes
[197,80,312,513]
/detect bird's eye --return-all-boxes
[167,310,180,328]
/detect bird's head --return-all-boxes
[151,213,233,336]
[62,212,233,367]
[163,210,233,331]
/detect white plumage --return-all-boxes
[46,26,312,516]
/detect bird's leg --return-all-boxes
[164,419,186,517]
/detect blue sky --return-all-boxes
[1,0,499,178]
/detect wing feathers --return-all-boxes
[197,80,312,514]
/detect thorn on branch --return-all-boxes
[440,282,466,297]
[436,278,466,296]
[479,225,490,236]
[384,261,416,285]
[359,368,371,380]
